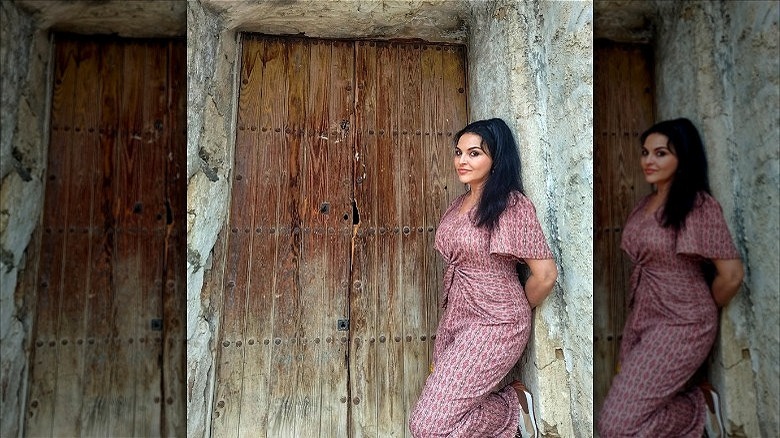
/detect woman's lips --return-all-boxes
[643,168,656,175]
[457,168,469,175]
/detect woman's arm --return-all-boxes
[711,258,744,307]
[523,258,558,308]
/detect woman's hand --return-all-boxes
[523,258,558,308]
[711,258,744,307]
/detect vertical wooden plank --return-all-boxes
[162,38,187,437]
[130,40,167,436]
[211,36,261,438]
[351,40,380,437]
[49,40,99,437]
[420,43,442,377]
[301,37,335,438]
[109,40,144,436]
[317,39,352,438]
[237,36,276,437]
[438,45,468,334]
[397,43,426,437]
[284,38,322,438]
[374,41,406,438]
[593,41,655,415]
[25,38,78,437]
[264,37,300,437]
[79,39,120,437]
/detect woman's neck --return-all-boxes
[655,181,672,199]
[468,183,485,200]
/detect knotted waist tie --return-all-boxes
[441,263,457,309]
[628,264,643,309]
[440,263,515,309]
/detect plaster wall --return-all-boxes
[186,0,593,436]
[652,1,779,436]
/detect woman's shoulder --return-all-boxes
[441,193,467,218]
[693,191,721,209]
[502,190,537,217]
[686,191,726,222]
[448,192,468,208]
[506,190,533,207]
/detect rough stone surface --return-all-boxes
[1,2,49,436]
[201,0,469,43]
[593,0,657,43]
[186,2,237,434]
[185,0,593,436]
[466,1,593,436]
[653,2,779,436]
[15,0,185,37]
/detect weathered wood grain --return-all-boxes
[593,40,654,414]
[50,39,99,437]
[26,36,186,437]
[265,37,301,437]
[211,35,260,438]
[351,40,380,437]
[26,37,78,438]
[162,38,187,438]
[398,43,427,437]
[211,36,466,438]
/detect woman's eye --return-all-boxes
[469,151,480,157]
[640,150,648,156]
[454,149,461,156]
[656,151,666,157]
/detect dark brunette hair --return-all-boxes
[640,118,710,230]
[454,118,524,231]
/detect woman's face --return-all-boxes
[641,133,679,187]
[454,132,493,189]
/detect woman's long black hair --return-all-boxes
[454,118,524,231]
[640,118,710,230]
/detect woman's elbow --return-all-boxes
[720,261,744,287]
[728,263,745,287]
[541,262,558,288]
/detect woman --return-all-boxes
[409,118,558,437]
[598,118,744,437]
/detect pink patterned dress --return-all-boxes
[598,192,740,437]
[409,191,553,437]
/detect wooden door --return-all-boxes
[209,35,466,437]
[593,40,655,415]
[24,36,186,437]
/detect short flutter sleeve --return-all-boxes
[489,192,554,261]
[676,193,740,260]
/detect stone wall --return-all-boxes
[654,2,779,435]
[1,3,50,436]
[186,0,593,436]
[466,1,593,436]
[185,2,237,435]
